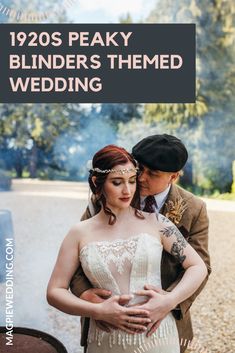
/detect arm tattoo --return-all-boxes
[171,242,186,263]
[159,225,176,237]
[160,226,187,263]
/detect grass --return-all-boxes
[208,192,235,201]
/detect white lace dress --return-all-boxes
[79,233,180,353]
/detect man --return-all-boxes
[70,134,211,353]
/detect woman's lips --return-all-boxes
[119,197,131,202]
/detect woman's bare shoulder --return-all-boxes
[67,217,98,239]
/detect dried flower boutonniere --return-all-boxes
[165,198,187,225]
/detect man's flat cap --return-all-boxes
[132,134,188,172]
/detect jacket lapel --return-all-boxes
[160,184,189,237]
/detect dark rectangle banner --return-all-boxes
[0,24,195,103]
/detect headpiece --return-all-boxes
[86,160,139,175]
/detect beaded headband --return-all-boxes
[87,160,139,175]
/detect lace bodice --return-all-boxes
[80,233,163,304]
[79,233,179,352]
[94,237,138,275]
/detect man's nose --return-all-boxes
[138,170,146,182]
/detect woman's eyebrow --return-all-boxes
[109,174,137,180]
[109,177,124,180]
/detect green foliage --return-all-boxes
[140,0,235,193]
[1,0,234,194]
[117,118,169,151]
[119,13,133,24]
[0,103,84,178]
[144,99,208,130]
[8,0,69,23]
[0,103,71,149]
[208,192,235,201]
[117,0,235,194]
[232,161,235,194]
[100,104,142,127]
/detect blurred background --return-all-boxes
[0,1,235,353]
[0,0,234,199]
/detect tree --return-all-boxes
[99,103,142,127]
[0,103,83,178]
[142,0,235,193]
[0,0,79,179]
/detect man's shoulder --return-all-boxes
[167,184,207,225]
[171,184,205,207]
[165,184,208,232]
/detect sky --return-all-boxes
[68,0,156,23]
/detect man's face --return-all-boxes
[138,164,179,196]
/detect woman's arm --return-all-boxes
[47,226,99,317]
[47,226,151,332]
[70,205,110,305]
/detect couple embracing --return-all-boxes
[47,134,211,353]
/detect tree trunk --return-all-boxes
[180,161,193,188]
[15,149,23,178]
[29,142,38,178]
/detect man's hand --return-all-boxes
[134,285,175,337]
[80,288,112,303]
[80,288,113,332]
[94,295,152,334]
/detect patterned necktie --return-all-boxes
[143,196,157,213]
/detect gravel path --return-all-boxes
[0,180,234,353]
[190,210,235,353]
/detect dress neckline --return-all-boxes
[79,232,162,255]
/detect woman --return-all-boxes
[47,145,207,353]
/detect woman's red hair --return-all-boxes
[88,145,143,224]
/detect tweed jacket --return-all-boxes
[70,184,211,353]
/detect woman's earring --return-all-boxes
[95,191,102,201]
[92,176,97,187]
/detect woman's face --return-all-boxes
[102,161,137,211]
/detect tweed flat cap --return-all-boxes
[132,134,188,172]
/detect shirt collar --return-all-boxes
[140,185,171,212]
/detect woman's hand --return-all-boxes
[94,295,152,334]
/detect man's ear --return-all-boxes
[170,172,180,183]
[91,176,97,187]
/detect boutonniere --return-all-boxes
[165,198,187,225]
